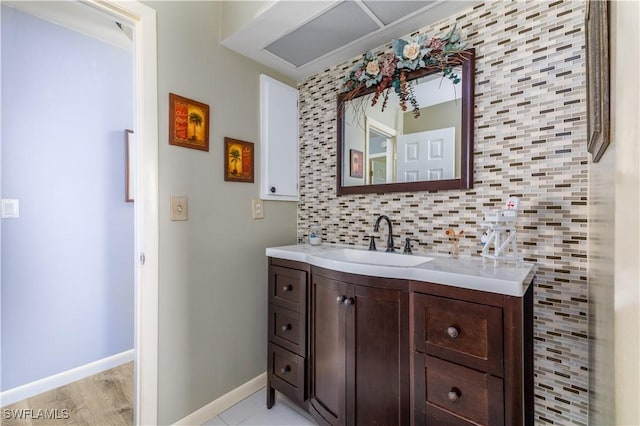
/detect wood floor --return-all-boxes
[1,362,133,426]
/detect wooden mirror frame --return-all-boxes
[336,48,475,195]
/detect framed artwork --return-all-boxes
[169,93,210,151]
[224,137,254,183]
[125,129,135,202]
[585,0,610,163]
[350,149,363,178]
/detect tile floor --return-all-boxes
[203,387,318,426]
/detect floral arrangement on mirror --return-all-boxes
[342,25,467,118]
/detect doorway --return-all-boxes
[0,1,158,424]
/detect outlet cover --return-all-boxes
[171,196,188,221]
[252,199,264,219]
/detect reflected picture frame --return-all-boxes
[350,149,363,178]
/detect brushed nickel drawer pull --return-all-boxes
[447,326,460,339]
[281,323,292,332]
[448,389,461,402]
[282,284,293,292]
[336,295,346,304]
[280,365,291,374]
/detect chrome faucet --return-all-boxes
[373,215,395,252]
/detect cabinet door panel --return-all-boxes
[349,285,410,426]
[310,276,346,425]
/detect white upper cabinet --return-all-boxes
[260,74,299,201]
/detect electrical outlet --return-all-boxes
[171,196,188,221]
[252,199,264,219]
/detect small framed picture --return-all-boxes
[125,129,135,202]
[169,93,210,151]
[350,149,363,178]
[224,137,254,183]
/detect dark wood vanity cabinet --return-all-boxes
[266,258,310,409]
[308,267,410,426]
[412,282,534,426]
[266,257,533,426]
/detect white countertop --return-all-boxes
[266,244,535,297]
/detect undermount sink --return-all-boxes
[314,248,434,267]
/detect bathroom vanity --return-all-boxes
[266,245,534,426]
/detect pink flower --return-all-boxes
[379,53,397,77]
[429,38,445,50]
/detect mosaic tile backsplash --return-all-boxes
[297,1,588,424]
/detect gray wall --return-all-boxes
[144,2,297,423]
[1,6,134,390]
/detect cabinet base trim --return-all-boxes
[173,372,267,426]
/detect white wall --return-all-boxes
[589,1,640,424]
[143,2,298,423]
[0,6,134,390]
[611,1,640,424]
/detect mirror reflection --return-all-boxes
[337,48,474,195]
[343,69,462,187]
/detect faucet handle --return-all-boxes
[366,235,379,251]
[403,238,419,254]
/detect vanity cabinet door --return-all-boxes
[349,284,410,426]
[309,271,410,426]
[309,275,347,426]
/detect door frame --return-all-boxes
[84,1,159,424]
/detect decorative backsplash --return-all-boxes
[297,1,588,425]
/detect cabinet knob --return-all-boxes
[280,365,291,374]
[343,297,354,306]
[270,186,276,193]
[281,323,292,332]
[282,284,293,292]
[336,295,346,304]
[447,389,461,402]
[447,326,460,339]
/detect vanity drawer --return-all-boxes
[414,293,503,376]
[418,354,504,426]
[269,304,306,356]
[269,265,307,313]
[268,343,305,404]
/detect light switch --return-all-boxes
[252,199,264,219]
[2,199,19,218]
[171,196,188,221]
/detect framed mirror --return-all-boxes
[337,48,475,195]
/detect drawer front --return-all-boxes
[414,293,503,376]
[269,266,307,312]
[269,304,305,356]
[423,355,504,426]
[268,343,305,403]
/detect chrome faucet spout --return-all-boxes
[373,215,395,253]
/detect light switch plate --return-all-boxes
[252,199,264,219]
[171,196,188,221]
[1,199,19,218]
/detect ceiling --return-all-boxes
[220,0,476,82]
[2,1,132,50]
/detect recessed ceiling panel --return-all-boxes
[265,1,379,67]
[362,1,434,25]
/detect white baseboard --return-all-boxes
[0,349,134,407]
[173,372,267,426]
